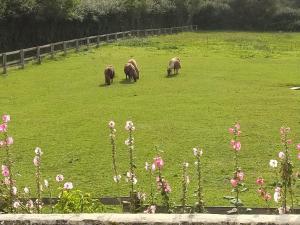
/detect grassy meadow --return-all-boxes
[1,32,300,208]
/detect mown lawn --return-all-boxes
[1,32,300,209]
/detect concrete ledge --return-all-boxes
[0,214,300,225]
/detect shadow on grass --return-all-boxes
[119,79,136,84]
[165,73,179,78]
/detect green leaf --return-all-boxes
[223,196,235,200]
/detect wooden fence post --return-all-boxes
[20,49,24,69]
[37,46,41,64]
[50,44,54,59]
[96,36,100,48]
[2,53,7,74]
[63,42,67,55]
[86,38,90,49]
[76,39,79,52]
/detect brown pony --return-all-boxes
[128,59,139,79]
[167,57,181,76]
[124,63,138,82]
[104,65,115,85]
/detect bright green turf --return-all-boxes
[1,32,300,208]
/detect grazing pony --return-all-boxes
[124,63,138,82]
[104,65,115,85]
[167,57,181,76]
[128,59,139,79]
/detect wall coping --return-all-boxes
[1,214,300,225]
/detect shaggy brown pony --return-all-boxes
[124,63,138,82]
[104,65,115,85]
[167,57,181,76]
[128,59,139,79]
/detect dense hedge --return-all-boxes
[1,0,300,52]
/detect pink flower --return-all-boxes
[56,174,64,182]
[256,177,264,185]
[63,182,73,190]
[287,139,292,144]
[0,123,7,133]
[230,140,235,147]
[2,115,10,123]
[297,143,300,150]
[235,123,240,130]
[298,153,300,160]
[6,137,13,146]
[33,156,40,166]
[230,179,238,187]
[228,128,234,134]
[1,165,9,177]
[278,151,285,159]
[264,193,272,201]
[237,171,244,181]
[154,157,164,169]
[164,183,171,193]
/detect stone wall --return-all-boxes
[1,214,300,225]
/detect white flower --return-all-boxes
[56,174,64,182]
[24,187,29,194]
[108,121,115,128]
[125,139,130,146]
[145,162,149,171]
[125,121,134,131]
[193,148,198,156]
[151,163,156,171]
[186,176,190,184]
[184,162,189,168]
[269,159,278,168]
[278,151,285,159]
[26,199,34,209]
[12,186,17,195]
[274,187,281,203]
[113,175,121,183]
[193,147,203,157]
[33,156,40,166]
[63,182,73,190]
[35,147,43,155]
[13,201,20,209]
[44,179,49,188]
[133,177,137,185]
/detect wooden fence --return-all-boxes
[0,25,197,74]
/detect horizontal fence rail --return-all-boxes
[0,25,198,74]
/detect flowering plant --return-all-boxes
[225,123,248,209]
[193,147,204,213]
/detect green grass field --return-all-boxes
[1,32,300,208]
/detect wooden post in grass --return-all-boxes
[86,37,90,49]
[37,46,41,64]
[50,43,54,59]
[75,39,79,52]
[2,53,7,74]
[20,49,24,69]
[63,42,67,55]
[96,36,100,48]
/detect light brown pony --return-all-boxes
[124,63,138,82]
[167,57,181,76]
[104,65,115,85]
[128,59,139,79]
